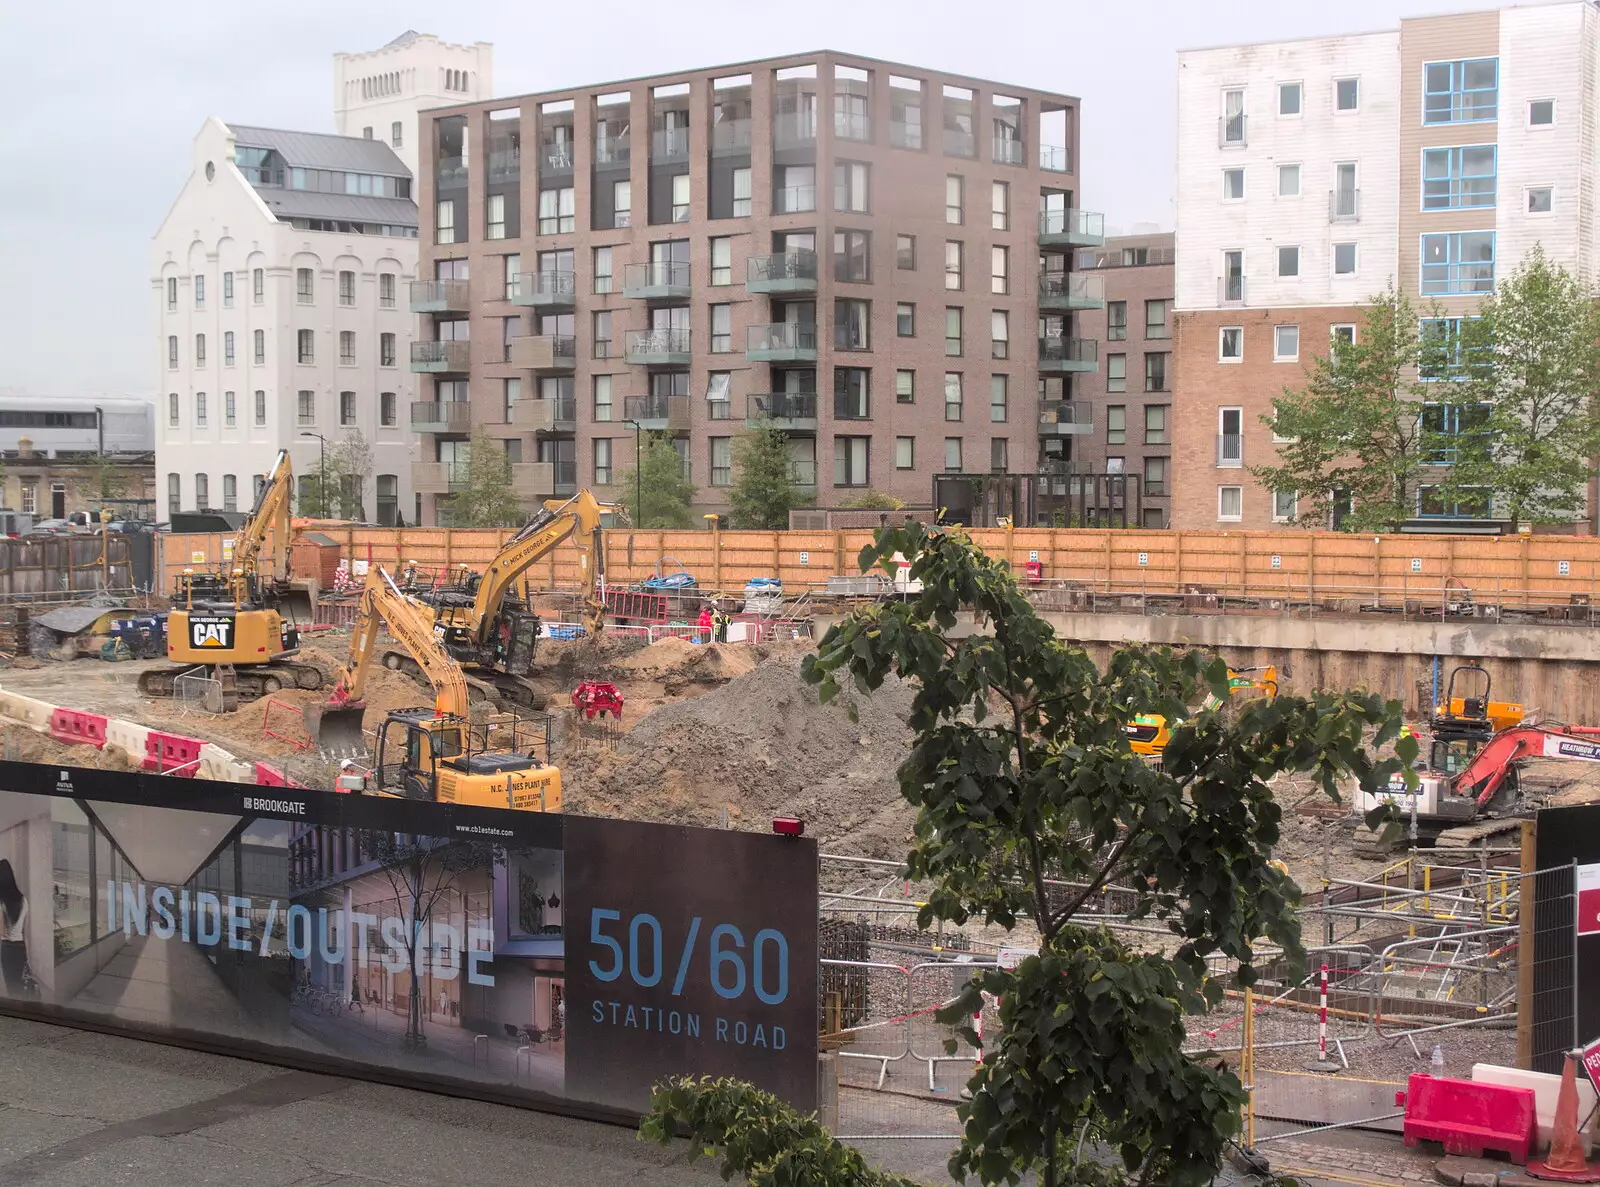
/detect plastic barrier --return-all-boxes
[48,708,108,749]
[104,718,152,763]
[145,731,205,776]
[1473,1063,1597,1154]
[196,742,250,783]
[253,761,305,788]
[0,690,55,730]
[1399,1073,1536,1163]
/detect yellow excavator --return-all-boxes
[1124,665,1279,759]
[311,565,560,812]
[140,450,323,709]
[387,489,611,707]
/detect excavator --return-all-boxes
[1124,665,1279,759]
[1424,664,1526,777]
[310,565,560,812]
[139,450,323,709]
[385,489,611,708]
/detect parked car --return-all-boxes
[26,519,74,536]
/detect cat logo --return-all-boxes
[189,615,235,649]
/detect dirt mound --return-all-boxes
[610,638,758,684]
[561,658,918,857]
[2,726,141,771]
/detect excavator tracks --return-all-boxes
[379,651,541,711]
[137,661,326,710]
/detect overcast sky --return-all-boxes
[0,0,1502,399]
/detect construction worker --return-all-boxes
[714,605,730,644]
[697,605,712,644]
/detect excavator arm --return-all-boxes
[467,489,609,644]
[229,449,293,599]
[327,566,470,719]
[1454,725,1600,808]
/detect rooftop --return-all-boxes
[226,124,409,177]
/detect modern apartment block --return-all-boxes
[1071,233,1174,527]
[411,51,1097,525]
[1173,2,1596,530]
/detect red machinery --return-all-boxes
[1449,724,1600,811]
[572,680,625,720]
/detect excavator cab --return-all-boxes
[372,709,465,799]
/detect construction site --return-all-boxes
[7,457,1600,1180]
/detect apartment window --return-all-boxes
[223,272,235,308]
[834,436,869,486]
[710,237,732,285]
[1222,168,1244,201]
[1332,324,1357,347]
[340,391,356,426]
[1418,486,1491,519]
[195,474,209,509]
[1421,402,1492,464]
[339,330,356,365]
[380,391,396,426]
[896,235,916,270]
[21,483,36,515]
[1145,299,1170,339]
[944,240,963,290]
[594,439,613,486]
[834,230,870,282]
[432,198,457,244]
[669,174,691,223]
[1221,89,1245,144]
[707,372,732,421]
[945,174,963,223]
[164,475,177,517]
[1423,146,1496,210]
[296,267,314,303]
[834,161,870,213]
[943,437,962,472]
[501,317,517,363]
[191,334,204,367]
[1218,486,1243,522]
[541,187,576,234]
[486,193,506,239]
[254,390,266,425]
[944,307,963,356]
[776,165,814,214]
[1106,353,1127,393]
[1273,324,1300,361]
[1278,245,1300,278]
[253,329,265,364]
[1222,249,1244,302]
[990,246,1009,295]
[167,392,179,425]
[833,299,870,351]
[1270,489,1298,523]
[378,332,396,367]
[502,377,521,422]
[1107,301,1127,341]
[834,367,870,419]
[989,375,1007,423]
[943,373,963,421]
[1143,456,1167,496]
[1421,231,1495,295]
[990,310,1009,360]
[897,302,915,337]
[991,181,1009,231]
[391,121,403,147]
[731,168,752,218]
[252,268,264,303]
[224,331,235,366]
[195,392,207,427]
[1528,186,1553,214]
[1106,404,1125,446]
[613,181,632,227]
[709,437,733,487]
[593,247,613,294]
[166,277,177,311]
[1530,99,1555,127]
[1219,327,1242,362]
[593,375,614,422]
[194,274,206,309]
[1277,164,1300,197]
[1144,352,1169,393]
[711,303,733,352]
[1279,81,1302,116]
[593,310,613,359]
[896,437,914,469]
[1218,407,1243,466]
[989,438,1008,472]
[379,273,395,307]
[297,329,314,364]
[224,391,236,427]
[896,370,914,404]
[1144,404,1168,445]
[338,270,355,306]
[1424,58,1498,124]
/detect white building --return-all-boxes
[1172,2,1599,531]
[153,34,493,526]
[334,31,492,178]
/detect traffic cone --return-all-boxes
[1529,1050,1600,1182]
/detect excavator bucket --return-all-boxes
[305,702,367,758]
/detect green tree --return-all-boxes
[645,526,1411,1187]
[1447,246,1600,526]
[79,453,131,502]
[298,429,374,520]
[617,432,697,528]
[448,428,526,528]
[1251,284,1434,532]
[728,429,809,529]
[838,489,903,510]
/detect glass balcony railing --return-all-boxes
[1039,144,1069,172]
[746,250,818,291]
[747,392,818,423]
[943,127,975,158]
[712,118,752,153]
[746,323,818,357]
[541,140,574,173]
[834,112,871,142]
[773,185,816,214]
[992,138,1024,166]
[772,112,817,147]
[651,127,689,161]
[890,120,923,150]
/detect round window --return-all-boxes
[205,161,215,181]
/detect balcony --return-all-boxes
[1038,401,1093,436]
[410,279,470,313]
[510,334,577,373]
[1217,275,1247,306]
[772,112,816,148]
[512,462,557,497]
[1039,144,1069,172]
[746,322,818,363]
[540,140,574,175]
[890,120,923,150]
[746,250,818,294]
[436,156,467,186]
[1038,271,1105,311]
[411,401,474,433]
[651,128,689,162]
[510,397,575,433]
[623,393,690,432]
[789,458,818,489]
[1218,114,1246,148]
[625,327,691,366]
[712,118,752,155]
[552,459,577,495]
[1038,208,1105,248]
[410,340,471,373]
[745,391,818,431]
[1329,188,1360,223]
[622,261,691,301]
[512,270,577,309]
[1038,336,1099,373]
[834,112,871,142]
[944,127,976,158]
[992,138,1024,166]
[412,461,469,494]
[773,185,816,215]
[594,126,630,168]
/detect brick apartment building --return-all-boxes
[411,51,1099,525]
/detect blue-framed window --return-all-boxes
[1420,402,1490,463]
[1422,145,1496,209]
[1417,316,1486,380]
[1420,231,1494,295]
[1423,58,1497,123]
[1417,485,1491,519]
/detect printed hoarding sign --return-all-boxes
[0,761,817,1119]
[1578,864,1600,937]
[187,614,236,649]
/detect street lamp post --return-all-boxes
[300,431,327,516]
[624,418,643,528]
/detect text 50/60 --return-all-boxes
[587,910,789,1006]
